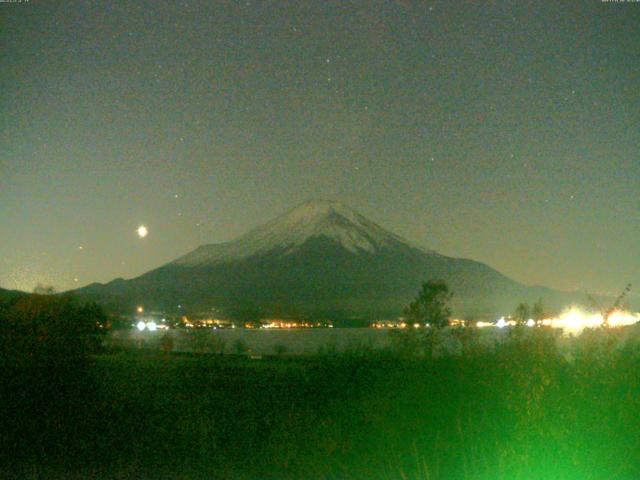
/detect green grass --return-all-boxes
[3,329,640,479]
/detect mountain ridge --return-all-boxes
[171,199,438,267]
[74,200,590,321]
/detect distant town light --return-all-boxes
[137,306,144,313]
[147,321,157,332]
[136,321,146,331]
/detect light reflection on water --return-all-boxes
[108,323,640,356]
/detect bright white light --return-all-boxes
[136,321,146,331]
[607,310,640,328]
[556,307,600,334]
[147,321,157,331]
[547,307,640,334]
[137,225,148,238]
[473,309,639,333]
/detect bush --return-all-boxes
[0,294,107,467]
[0,293,106,361]
[273,343,288,356]
[233,338,249,355]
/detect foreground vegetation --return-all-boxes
[2,295,640,479]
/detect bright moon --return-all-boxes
[137,225,148,238]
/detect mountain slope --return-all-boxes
[75,200,582,321]
[0,287,28,302]
[171,200,433,266]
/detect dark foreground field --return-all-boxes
[2,329,640,480]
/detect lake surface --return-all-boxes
[106,323,640,356]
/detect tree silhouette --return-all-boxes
[404,280,453,329]
[0,294,107,462]
[0,293,106,358]
[33,284,56,295]
[532,298,545,326]
[513,303,530,326]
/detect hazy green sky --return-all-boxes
[1,0,639,297]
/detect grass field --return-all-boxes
[3,327,640,479]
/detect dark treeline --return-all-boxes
[0,294,105,472]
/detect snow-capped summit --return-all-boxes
[76,199,575,321]
[172,199,418,267]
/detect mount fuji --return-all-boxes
[172,200,434,266]
[76,200,578,322]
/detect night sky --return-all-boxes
[1,1,639,296]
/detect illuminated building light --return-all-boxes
[147,321,157,331]
[136,321,146,331]
[545,307,639,334]
[607,310,640,328]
